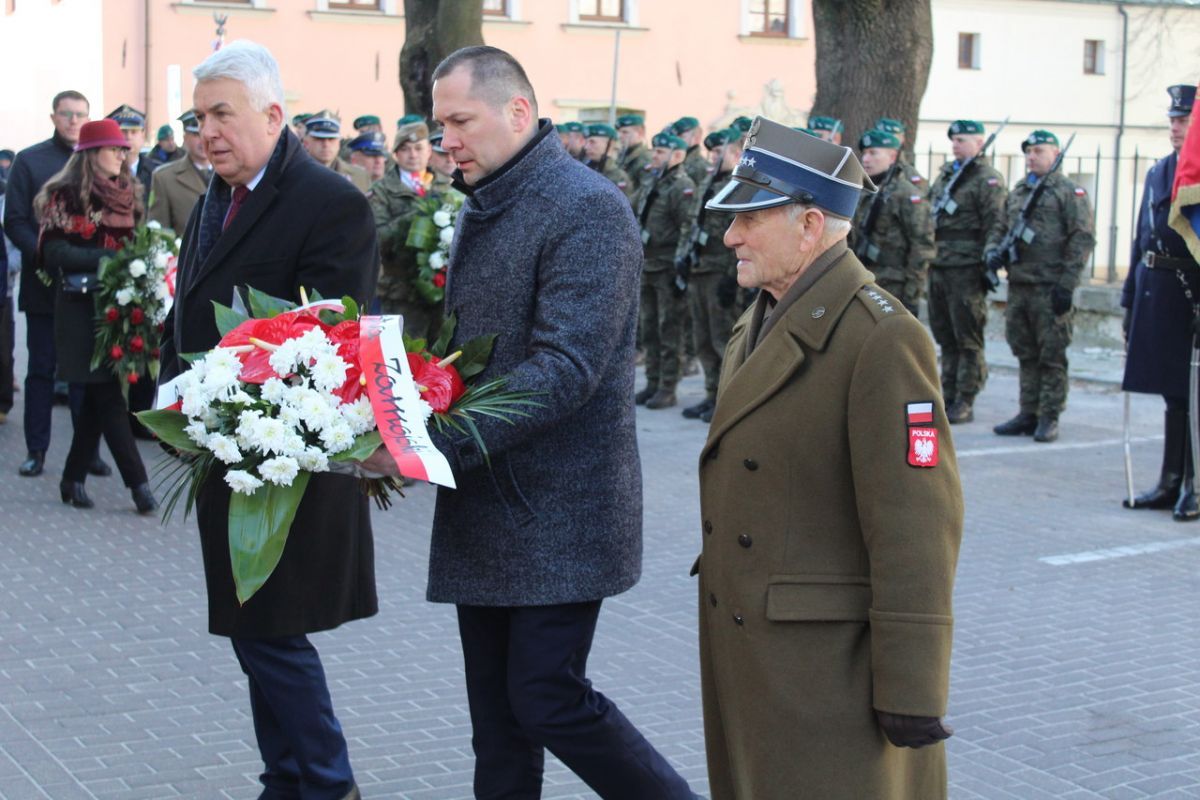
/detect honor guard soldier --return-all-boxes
[368,116,441,338]
[1122,84,1199,520]
[635,131,696,409]
[347,131,388,184]
[672,116,711,187]
[850,128,935,316]
[730,116,753,137]
[556,120,586,160]
[616,113,653,195]
[106,104,154,195]
[874,117,926,198]
[148,110,212,232]
[808,115,844,144]
[583,123,633,200]
[290,112,312,141]
[675,127,742,422]
[303,110,373,193]
[985,130,1095,442]
[697,116,961,800]
[353,114,383,135]
[928,120,1008,423]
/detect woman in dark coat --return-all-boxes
[34,118,157,513]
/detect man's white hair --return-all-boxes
[787,203,851,239]
[193,41,285,115]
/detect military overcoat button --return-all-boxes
[743,458,758,471]
[709,593,718,607]
[811,306,826,319]
[733,614,744,626]
[738,534,752,548]
[703,520,713,535]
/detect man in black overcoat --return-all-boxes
[158,41,377,800]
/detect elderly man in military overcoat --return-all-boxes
[695,117,963,800]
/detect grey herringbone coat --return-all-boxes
[426,120,644,606]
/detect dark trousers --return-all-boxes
[0,295,13,413]
[24,312,58,452]
[231,636,356,800]
[456,601,696,800]
[62,380,147,486]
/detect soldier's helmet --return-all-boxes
[706,116,875,218]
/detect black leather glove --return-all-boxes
[716,274,739,308]
[875,710,954,748]
[674,254,693,282]
[982,266,1000,293]
[1050,285,1073,316]
[984,247,1005,274]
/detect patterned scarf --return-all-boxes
[90,176,136,228]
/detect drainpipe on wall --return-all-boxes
[1107,2,1129,282]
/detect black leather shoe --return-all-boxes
[1033,416,1059,443]
[946,397,974,425]
[59,480,94,509]
[634,386,658,405]
[131,483,159,515]
[682,397,715,419]
[1174,485,1199,521]
[18,451,45,477]
[1124,477,1183,510]
[645,389,677,409]
[88,456,112,477]
[993,412,1038,436]
[1127,408,1187,509]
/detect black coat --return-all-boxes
[1122,151,1200,400]
[160,129,380,638]
[3,133,74,314]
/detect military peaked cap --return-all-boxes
[1021,129,1059,152]
[948,120,985,137]
[305,110,341,139]
[107,104,146,129]
[349,131,388,157]
[429,131,447,154]
[178,110,200,134]
[395,117,430,147]
[1168,84,1196,118]
[707,115,875,218]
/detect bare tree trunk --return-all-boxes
[810,0,933,160]
[400,0,485,119]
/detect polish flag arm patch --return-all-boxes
[905,401,938,467]
[906,401,934,425]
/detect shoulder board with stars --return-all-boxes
[861,287,895,314]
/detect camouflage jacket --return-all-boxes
[635,163,696,270]
[594,157,635,202]
[929,156,1008,268]
[332,157,373,194]
[985,171,1096,289]
[849,168,936,285]
[899,157,928,199]
[683,145,710,188]
[619,142,653,195]
[367,166,438,302]
[675,169,736,275]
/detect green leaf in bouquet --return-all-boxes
[341,296,359,321]
[309,288,325,301]
[136,409,204,454]
[430,313,457,357]
[406,216,436,249]
[213,301,249,337]
[402,334,428,353]
[179,351,207,364]
[246,286,297,319]
[454,334,497,380]
[330,430,383,463]
[318,309,341,327]
[229,472,312,605]
[414,279,444,306]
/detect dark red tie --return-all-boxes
[224,185,250,231]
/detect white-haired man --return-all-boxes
[157,41,378,800]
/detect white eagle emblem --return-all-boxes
[913,437,935,464]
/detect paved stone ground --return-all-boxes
[1,319,1199,799]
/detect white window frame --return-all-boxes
[182,0,271,8]
[483,0,521,20]
[569,0,638,27]
[739,0,804,39]
[315,0,398,12]
[957,32,981,70]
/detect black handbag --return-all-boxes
[61,272,99,296]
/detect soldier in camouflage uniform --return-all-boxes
[675,127,741,422]
[368,117,442,339]
[985,129,1096,443]
[672,116,711,188]
[617,114,653,196]
[808,115,844,145]
[583,123,634,201]
[556,121,586,161]
[875,117,928,199]
[635,132,696,409]
[850,129,935,316]
[928,120,1008,423]
[303,110,373,193]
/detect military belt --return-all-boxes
[935,229,981,242]
[1143,252,1199,272]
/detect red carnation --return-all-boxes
[105,307,120,323]
[129,335,145,353]
[130,307,145,325]
[432,271,447,288]
[110,344,124,360]
[127,372,139,385]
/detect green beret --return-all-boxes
[291,113,312,126]
[859,129,900,150]
[948,120,984,137]
[874,117,906,135]
[1021,129,1059,151]
[808,115,844,134]
[652,132,688,151]
[562,121,585,134]
[616,114,644,129]
[731,116,753,133]
[791,126,819,137]
[396,113,424,128]
[586,123,618,140]
[156,124,174,141]
[704,129,733,149]
[353,115,381,130]
[672,116,700,134]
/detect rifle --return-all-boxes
[987,132,1076,284]
[931,116,1009,224]
[852,162,899,265]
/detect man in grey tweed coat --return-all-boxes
[363,47,698,800]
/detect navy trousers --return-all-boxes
[456,601,697,800]
[230,636,355,800]
[23,312,57,452]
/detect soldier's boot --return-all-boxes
[946,395,975,425]
[1174,434,1199,522]
[699,404,715,423]
[645,388,677,410]
[1125,409,1185,510]
[993,412,1038,436]
[682,396,716,420]
[634,385,658,405]
[1033,415,1059,443]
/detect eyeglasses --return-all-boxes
[55,111,89,121]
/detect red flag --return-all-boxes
[1168,81,1200,261]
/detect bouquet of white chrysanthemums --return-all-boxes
[405,192,464,305]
